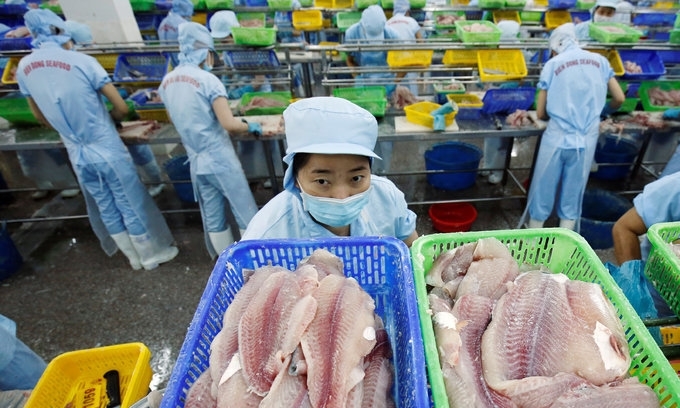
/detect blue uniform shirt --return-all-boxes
[633,171,680,228]
[344,23,400,67]
[242,175,417,241]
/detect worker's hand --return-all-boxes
[662,108,680,121]
[228,85,254,100]
[248,122,262,138]
[600,103,617,120]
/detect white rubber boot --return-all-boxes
[208,229,234,256]
[110,232,142,270]
[559,219,576,231]
[528,218,544,229]
[130,233,179,270]
[142,162,165,197]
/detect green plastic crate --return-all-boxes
[231,27,277,46]
[0,96,39,126]
[646,222,680,318]
[639,81,680,111]
[355,0,379,8]
[381,0,425,9]
[454,20,502,44]
[670,29,680,44]
[478,0,504,7]
[130,0,156,11]
[332,86,387,117]
[204,0,234,9]
[335,11,362,31]
[238,91,291,116]
[39,1,62,13]
[267,0,293,10]
[589,22,643,43]
[576,0,595,8]
[520,10,542,22]
[410,228,680,408]
[432,10,466,30]
[236,12,266,28]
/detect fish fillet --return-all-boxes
[298,248,346,279]
[360,326,395,408]
[259,355,312,408]
[184,369,217,408]
[455,257,519,301]
[551,377,660,407]
[215,362,263,408]
[425,242,477,289]
[482,271,631,400]
[301,275,377,408]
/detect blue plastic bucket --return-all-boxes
[592,136,639,180]
[163,156,196,203]
[579,189,632,250]
[424,142,482,191]
[0,221,22,280]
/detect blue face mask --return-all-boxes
[298,182,372,228]
[202,63,213,72]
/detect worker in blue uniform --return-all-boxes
[158,0,194,66]
[343,5,400,175]
[517,23,624,231]
[574,0,619,40]
[613,171,680,264]
[66,20,166,198]
[0,314,46,391]
[159,22,262,258]
[16,9,178,270]
[386,0,423,96]
[241,97,419,247]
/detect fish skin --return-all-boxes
[301,274,377,408]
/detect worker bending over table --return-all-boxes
[16,9,179,271]
[518,22,624,232]
[242,97,419,247]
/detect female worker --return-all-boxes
[574,0,619,40]
[159,22,262,258]
[16,9,178,270]
[343,5,400,175]
[517,23,624,231]
[65,20,166,197]
[386,0,423,96]
[241,97,419,247]
[157,0,194,43]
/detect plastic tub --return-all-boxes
[424,142,482,191]
[592,135,639,180]
[481,87,536,115]
[404,101,457,128]
[160,237,429,408]
[618,49,666,80]
[428,202,478,232]
[579,189,632,250]
[163,156,196,203]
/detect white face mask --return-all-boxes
[593,14,615,23]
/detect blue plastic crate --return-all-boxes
[155,0,173,10]
[548,0,576,9]
[223,49,280,69]
[570,10,590,23]
[632,12,676,27]
[159,237,428,408]
[245,0,268,6]
[657,49,680,64]
[113,52,171,82]
[135,13,161,31]
[481,87,537,115]
[0,3,27,14]
[618,49,666,80]
[0,36,31,51]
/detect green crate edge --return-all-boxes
[410,228,680,408]
[238,91,291,115]
[639,80,680,112]
[589,22,642,43]
[646,222,680,318]
[231,27,277,46]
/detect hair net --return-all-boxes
[361,5,386,41]
[209,10,240,39]
[393,0,410,15]
[64,20,93,45]
[549,22,577,54]
[24,9,71,47]
[282,97,381,190]
[178,22,214,65]
[172,0,194,17]
[595,0,618,9]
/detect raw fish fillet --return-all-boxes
[215,358,263,408]
[472,237,514,261]
[298,248,346,279]
[259,355,312,408]
[441,294,515,408]
[455,257,519,301]
[239,271,316,395]
[425,242,477,289]
[482,271,631,400]
[551,377,660,407]
[184,369,217,408]
[301,274,378,408]
[209,266,286,395]
[360,325,395,408]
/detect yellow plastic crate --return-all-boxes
[442,49,478,67]
[94,53,120,72]
[446,93,483,108]
[1,57,20,85]
[314,0,353,8]
[292,10,323,31]
[191,11,207,25]
[387,50,434,68]
[477,49,527,82]
[587,48,624,76]
[492,10,521,24]
[404,101,457,129]
[319,41,339,56]
[24,343,152,408]
[545,10,572,30]
[137,108,170,122]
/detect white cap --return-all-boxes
[282,97,381,190]
[549,22,577,54]
[209,10,240,39]
[360,5,386,41]
[595,0,619,9]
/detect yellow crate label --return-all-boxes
[63,378,103,408]
[661,325,680,345]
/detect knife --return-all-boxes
[104,370,122,408]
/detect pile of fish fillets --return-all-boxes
[184,249,395,408]
[425,237,660,408]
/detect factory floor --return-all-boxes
[0,131,664,396]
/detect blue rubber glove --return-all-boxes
[228,85,254,100]
[600,102,618,119]
[248,122,262,138]
[662,108,680,121]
